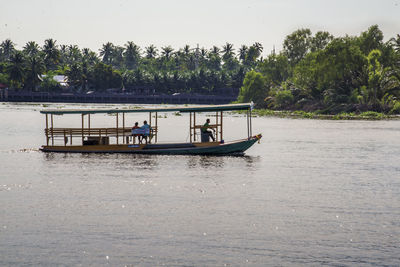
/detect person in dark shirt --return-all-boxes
[201,118,215,142]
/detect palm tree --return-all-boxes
[111,46,124,69]
[200,47,208,58]
[58,44,68,66]
[124,41,141,69]
[253,42,263,54]
[380,68,400,98]
[238,45,248,62]
[66,63,84,89]
[99,42,114,65]
[161,46,174,60]
[43,38,60,70]
[1,39,15,60]
[145,45,157,59]
[23,41,40,57]
[182,45,191,56]
[390,34,400,67]
[25,55,45,91]
[67,45,82,64]
[8,51,25,89]
[222,42,234,59]
[82,48,99,65]
[391,34,400,53]
[210,46,220,56]
[82,48,90,57]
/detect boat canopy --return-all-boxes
[40,103,252,115]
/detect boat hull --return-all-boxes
[40,135,261,155]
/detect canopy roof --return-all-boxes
[40,103,252,115]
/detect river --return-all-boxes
[1,102,399,266]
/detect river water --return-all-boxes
[1,102,399,266]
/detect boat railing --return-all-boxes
[192,124,218,130]
[45,127,133,136]
[44,127,158,146]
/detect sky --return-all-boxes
[0,0,399,56]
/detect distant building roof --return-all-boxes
[41,75,68,86]
[53,75,68,84]
[0,83,7,89]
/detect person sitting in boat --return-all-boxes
[201,118,215,142]
[131,122,140,144]
[139,120,151,144]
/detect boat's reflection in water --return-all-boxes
[43,152,259,172]
[187,154,260,169]
[42,152,160,171]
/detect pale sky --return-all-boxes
[1,0,399,56]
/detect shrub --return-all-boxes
[359,111,384,119]
[390,101,400,114]
[274,89,294,109]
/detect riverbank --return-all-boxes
[245,109,400,120]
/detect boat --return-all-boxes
[39,103,262,155]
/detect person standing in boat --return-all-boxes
[131,122,140,144]
[140,120,151,144]
[201,118,215,142]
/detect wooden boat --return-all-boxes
[39,103,262,155]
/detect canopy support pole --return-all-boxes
[81,114,84,144]
[155,112,158,143]
[116,113,119,145]
[122,112,125,144]
[220,111,223,141]
[250,108,252,137]
[51,114,54,146]
[189,112,192,143]
[88,114,91,136]
[193,112,196,142]
[45,114,49,146]
[149,112,152,144]
[247,109,250,139]
[216,111,218,141]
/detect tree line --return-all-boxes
[1,25,399,114]
[238,25,400,114]
[0,39,264,95]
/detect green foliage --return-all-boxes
[270,88,294,109]
[359,111,384,119]
[1,24,399,118]
[8,51,26,88]
[0,62,9,84]
[237,70,267,107]
[252,109,275,116]
[0,72,9,84]
[41,72,62,92]
[88,62,122,91]
[358,25,384,55]
[25,55,45,91]
[283,28,312,65]
[332,112,356,120]
[390,101,400,114]
[236,25,399,115]
[292,110,314,118]
[310,31,334,52]
[1,38,265,95]
[258,53,290,85]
